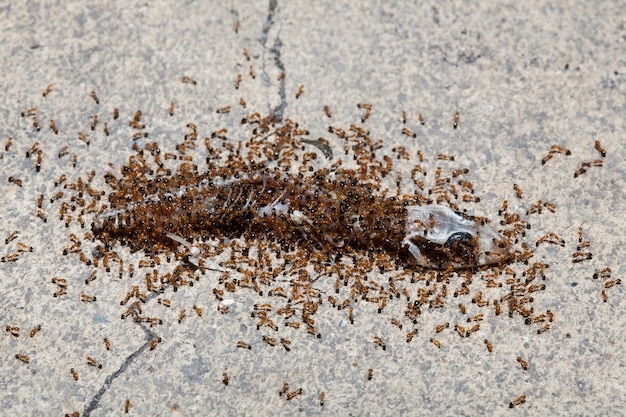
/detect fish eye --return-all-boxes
[444,231,478,264]
[444,232,474,249]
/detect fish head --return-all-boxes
[402,205,513,269]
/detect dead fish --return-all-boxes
[93,166,512,271]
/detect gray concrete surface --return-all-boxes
[1,1,625,416]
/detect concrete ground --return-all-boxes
[1,1,624,416]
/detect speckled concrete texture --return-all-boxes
[1,1,624,416]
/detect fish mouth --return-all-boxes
[475,225,515,266]
[477,238,515,267]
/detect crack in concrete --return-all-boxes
[80,255,208,414]
[260,0,287,121]
[82,322,160,416]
